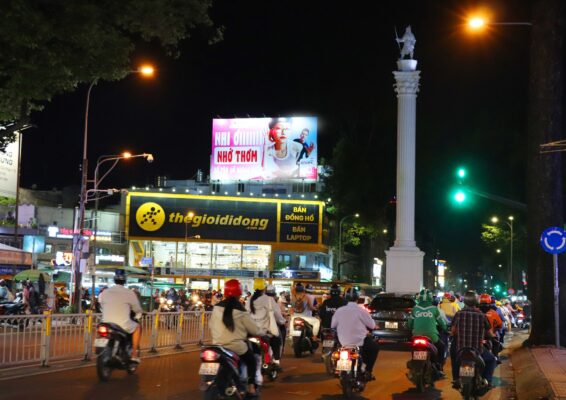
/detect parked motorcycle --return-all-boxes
[331,346,369,399]
[198,345,257,400]
[321,328,338,375]
[0,296,27,329]
[456,347,490,400]
[406,336,441,392]
[249,336,279,381]
[291,317,318,357]
[94,322,139,381]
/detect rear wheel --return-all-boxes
[293,338,302,358]
[324,355,335,375]
[269,368,278,381]
[415,371,425,393]
[340,374,354,399]
[96,348,112,382]
[203,384,220,400]
[462,382,473,400]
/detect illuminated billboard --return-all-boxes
[210,117,318,182]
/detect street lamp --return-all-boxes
[466,15,532,31]
[491,215,514,290]
[72,65,155,312]
[184,212,199,285]
[338,213,360,280]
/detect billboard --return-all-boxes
[0,135,19,198]
[126,193,323,245]
[210,117,318,182]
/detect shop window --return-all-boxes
[237,183,245,192]
[213,243,242,270]
[212,182,221,193]
[242,244,270,271]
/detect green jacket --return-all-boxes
[408,302,447,343]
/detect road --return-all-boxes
[1,331,524,400]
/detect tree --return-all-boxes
[0,0,219,150]
[526,0,565,346]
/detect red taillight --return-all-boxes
[202,350,219,361]
[413,338,428,346]
[294,319,304,326]
[98,325,109,337]
[340,350,350,360]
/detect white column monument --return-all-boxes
[385,26,424,294]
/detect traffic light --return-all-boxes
[494,284,501,293]
[454,190,466,203]
[457,168,467,179]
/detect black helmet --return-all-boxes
[330,284,341,297]
[295,283,305,293]
[305,284,314,294]
[344,287,359,302]
[114,269,127,285]
[0,279,5,287]
[463,290,479,307]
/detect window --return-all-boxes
[237,183,245,192]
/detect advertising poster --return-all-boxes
[0,135,19,198]
[210,117,318,182]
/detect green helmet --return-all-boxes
[416,289,433,304]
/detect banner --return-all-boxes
[127,193,322,244]
[0,135,19,198]
[210,117,318,182]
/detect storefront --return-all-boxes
[125,192,329,289]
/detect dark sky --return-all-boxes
[22,0,538,273]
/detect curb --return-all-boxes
[512,347,555,400]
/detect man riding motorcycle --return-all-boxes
[290,283,320,340]
[479,294,504,362]
[98,270,143,364]
[450,290,497,389]
[331,287,379,380]
[408,288,447,374]
[319,284,347,331]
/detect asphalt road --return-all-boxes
[1,332,524,400]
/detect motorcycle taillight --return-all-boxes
[202,350,219,361]
[97,325,109,337]
[294,320,304,327]
[340,350,350,360]
[413,338,428,346]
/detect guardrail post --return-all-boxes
[83,310,93,361]
[175,311,184,350]
[198,311,205,345]
[40,310,52,367]
[149,310,159,353]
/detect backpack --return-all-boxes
[293,298,306,314]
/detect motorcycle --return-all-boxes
[516,310,530,330]
[94,322,139,381]
[159,298,179,329]
[291,317,319,358]
[249,336,280,382]
[0,296,27,329]
[331,345,369,399]
[456,347,490,400]
[406,336,441,392]
[199,345,258,400]
[321,328,338,375]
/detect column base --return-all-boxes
[385,246,424,294]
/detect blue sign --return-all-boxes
[540,227,566,254]
[141,257,153,265]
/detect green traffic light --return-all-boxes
[454,191,466,203]
[457,168,466,179]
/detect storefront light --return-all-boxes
[237,192,241,195]
[314,195,318,199]
[145,187,149,191]
[274,193,279,197]
[288,194,291,198]
[224,191,228,195]
[132,186,136,190]
[186,189,189,193]
[250,192,254,196]
[198,190,202,194]
[262,194,266,197]
[212,191,216,194]
[172,188,176,192]
[159,188,163,192]
[301,194,305,198]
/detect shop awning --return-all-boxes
[97,265,149,275]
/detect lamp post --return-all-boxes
[337,213,359,281]
[491,216,514,289]
[184,211,195,285]
[71,65,155,312]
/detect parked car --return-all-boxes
[368,293,415,342]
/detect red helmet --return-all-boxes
[224,279,242,298]
[443,293,451,299]
[479,293,492,304]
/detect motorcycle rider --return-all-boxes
[210,279,264,396]
[450,290,497,389]
[0,279,8,301]
[290,283,320,341]
[98,269,143,364]
[408,288,447,374]
[265,284,288,352]
[479,294,503,362]
[246,280,286,368]
[438,293,460,323]
[319,284,347,330]
[331,287,379,380]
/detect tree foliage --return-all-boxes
[480,224,507,247]
[0,0,219,150]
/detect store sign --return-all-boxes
[185,269,263,278]
[47,226,112,241]
[95,255,125,266]
[0,134,19,198]
[0,249,32,266]
[127,193,323,244]
[23,235,46,253]
[210,117,318,181]
[51,251,73,267]
[270,270,320,280]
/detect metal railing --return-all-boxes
[0,310,212,368]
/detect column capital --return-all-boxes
[393,70,421,95]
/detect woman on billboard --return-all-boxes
[263,118,303,179]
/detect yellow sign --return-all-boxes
[135,202,166,232]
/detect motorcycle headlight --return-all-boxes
[160,298,165,304]
[167,299,173,305]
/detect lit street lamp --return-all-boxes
[337,213,360,280]
[491,215,514,289]
[466,15,532,31]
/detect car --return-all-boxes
[368,293,416,342]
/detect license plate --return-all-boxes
[291,330,302,337]
[323,340,335,348]
[412,351,428,360]
[94,338,109,348]
[460,365,475,377]
[385,321,398,329]
[336,359,352,371]
[199,362,220,375]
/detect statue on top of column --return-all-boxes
[396,26,416,59]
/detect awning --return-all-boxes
[96,265,149,275]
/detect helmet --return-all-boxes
[305,284,314,294]
[490,296,496,304]
[224,279,242,298]
[417,289,433,303]
[265,285,276,296]
[0,279,5,287]
[463,290,479,307]
[495,300,502,306]
[295,283,305,293]
[114,269,127,285]
[253,279,267,291]
[344,287,359,302]
[479,293,491,304]
[330,284,341,297]
[443,292,451,299]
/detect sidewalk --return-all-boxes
[512,340,566,400]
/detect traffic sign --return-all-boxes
[540,226,566,254]
[507,288,515,295]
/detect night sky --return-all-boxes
[20,0,537,274]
